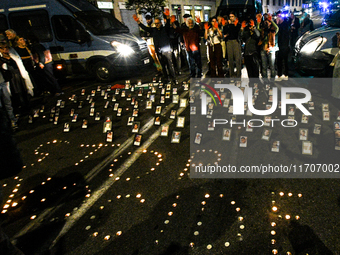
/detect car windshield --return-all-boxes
[327,10,340,27]
[74,11,129,35]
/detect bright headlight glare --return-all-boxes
[300,37,326,54]
[111,41,134,56]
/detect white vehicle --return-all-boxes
[0,0,152,82]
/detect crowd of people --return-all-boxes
[134,10,315,82]
[0,30,62,130]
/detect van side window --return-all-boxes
[52,15,85,43]
[8,10,52,42]
[0,14,8,32]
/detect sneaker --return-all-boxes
[275,75,282,81]
[281,75,288,80]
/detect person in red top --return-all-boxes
[172,16,203,78]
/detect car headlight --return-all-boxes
[295,34,306,51]
[300,36,327,54]
[111,41,135,57]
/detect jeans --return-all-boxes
[0,82,15,121]
[187,50,202,78]
[260,50,276,79]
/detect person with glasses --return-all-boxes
[133,11,177,83]
[223,11,242,78]
[204,17,223,77]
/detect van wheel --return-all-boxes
[93,61,114,82]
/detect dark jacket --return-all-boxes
[301,18,314,34]
[289,16,300,36]
[241,26,260,55]
[223,23,241,41]
[277,19,291,50]
[175,24,201,52]
[139,20,172,53]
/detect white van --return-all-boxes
[0,0,152,82]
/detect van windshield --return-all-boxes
[58,0,129,34]
[75,11,130,35]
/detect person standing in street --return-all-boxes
[300,14,314,35]
[172,16,203,78]
[204,17,223,77]
[133,10,176,83]
[140,14,163,74]
[224,11,242,78]
[169,15,182,76]
[276,12,290,81]
[331,32,340,100]
[0,37,34,118]
[0,57,18,129]
[180,14,192,68]
[29,35,63,96]
[240,19,260,79]
[0,93,24,254]
[289,12,300,50]
[14,35,42,95]
[257,13,279,81]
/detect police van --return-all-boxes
[0,0,152,82]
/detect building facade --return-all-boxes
[263,0,303,14]
[90,0,216,35]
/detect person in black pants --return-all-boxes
[28,36,63,96]
[240,19,260,79]
[0,107,24,254]
[276,12,290,81]
[133,12,176,83]
[289,13,300,50]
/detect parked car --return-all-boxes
[294,10,340,76]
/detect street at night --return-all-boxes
[1,4,340,255]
